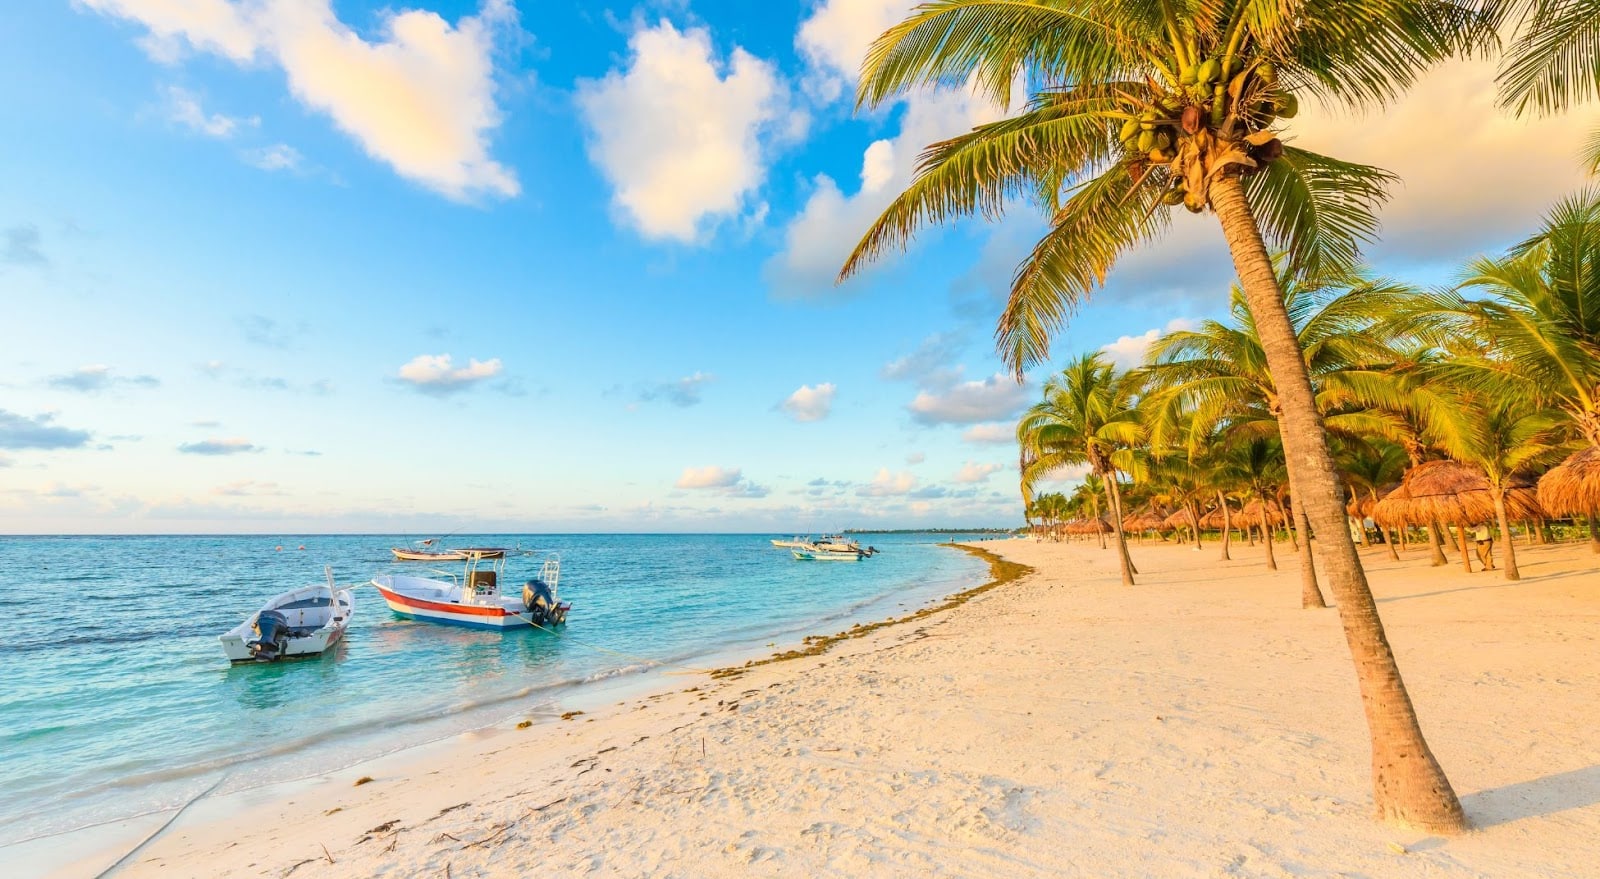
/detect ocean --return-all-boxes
[0,533,993,848]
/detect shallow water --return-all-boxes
[0,533,990,844]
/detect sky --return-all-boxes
[0,1,1594,534]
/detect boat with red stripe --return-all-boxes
[372,550,569,630]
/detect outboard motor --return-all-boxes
[522,579,570,626]
[248,610,291,661]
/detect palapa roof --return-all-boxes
[1123,510,1168,532]
[1162,509,1195,530]
[1370,460,1544,526]
[1345,484,1395,518]
[1234,499,1287,528]
[1537,445,1600,516]
[1198,505,1232,530]
[1065,517,1112,534]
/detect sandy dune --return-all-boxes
[54,536,1600,878]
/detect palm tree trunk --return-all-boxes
[1588,511,1599,553]
[1219,490,1232,561]
[1211,175,1463,832]
[1493,489,1520,581]
[1371,489,1399,561]
[1296,496,1326,608]
[1280,487,1300,551]
[1455,523,1473,573]
[1189,500,1204,549]
[1427,521,1448,566]
[1101,472,1135,586]
[1258,493,1278,572]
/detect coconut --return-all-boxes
[1180,105,1202,134]
[1197,58,1220,85]
[1137,130,1156,152]
[1161,187,1185,206]
[1255,138,1284,162]
[1274,92,1299,119]
[1119,118,1140,142]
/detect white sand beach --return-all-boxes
[44,537,1600,878]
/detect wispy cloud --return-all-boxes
[856,467,917,498]
[47,365,160,393]
[166,85,254,138]
[637,372,714,407]
[1099,318,1199,370]
[3,224,46,266]
[396,353,504,395]
[781,382,835,422]
[0,410,91,450]
[178,437,259,455]
[238,315,306,349]
[241,144,302,172]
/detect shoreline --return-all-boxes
[8,542,1006,878]
[21,536,1600,877]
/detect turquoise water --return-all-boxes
[0,533,990,845]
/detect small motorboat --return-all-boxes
[792,548,863,561]
[220,568,354,662]
[372,551,569,629]
[770,536,812,548]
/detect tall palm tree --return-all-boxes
[842,0,1484,830]
[1018,353,1144,585]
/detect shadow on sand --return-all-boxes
[1462,765,1600,829]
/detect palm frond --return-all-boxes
[1497,0,1600,115]
[1243,146,1396,279]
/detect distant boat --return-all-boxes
[770,536,812,548]
[390,539,508,562]
[220,568,354,662]
[373,551,568,630]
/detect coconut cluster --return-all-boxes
[1115,57,1295,212]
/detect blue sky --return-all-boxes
[1,1,1593,533]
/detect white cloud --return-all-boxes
[675,465,743,489]
[796,0,914,101]
[955,461,1002,484]
[962,422,1016,445]
[781,382,836,422]
[674,465,769,498]
[881,332,966,388]
[167,85,253,137]
[908,373,1028,425]
[577,20,800,243]
[396,353,503,394]
[905,451,925,465]
[83,0,521,200]
[766,86,1009,298]
[242,143,302,172]
[857,467,917,497]
[1099,317,1199,370]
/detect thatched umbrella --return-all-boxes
[1066,518,1112,535]
[1162,509,1194,531]
[1538,445,1600,517]
[1371,461,1545,573]
[1234,499,1286,528]
[1198,506,1230,530]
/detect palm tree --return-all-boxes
[1018,353,1144,585]
[842,0,1484,830]
[1494,1,1600,173]
[1431,393,1570,579]
[1338,438,1411,560]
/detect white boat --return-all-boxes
[220,568,354,662]
[372,551,568,630]
[792,549,862,561]
[770,536,812,548]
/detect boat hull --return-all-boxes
[220,586,354,662]
[792,550,861,561]
[373,578,532,629]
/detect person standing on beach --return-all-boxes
[1473,523,1495,571]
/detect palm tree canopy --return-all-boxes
[1016,352,1144,502]
[841,0,1492,373]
